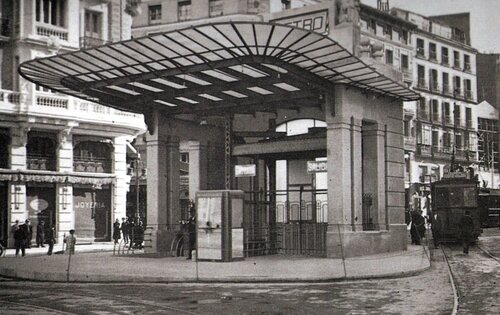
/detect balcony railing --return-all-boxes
[80,36,108,49]
[417,79,428,90]
[27,155,57,171]
[36,94,68,109]
[416,48,425,58]
[431,113,441,123]
[441,55,449,66]
[429,82,440,92]
[417,144,432,156]
[74,157,112,173]
[0,90,24,104]
[429,51,437,61]
[209,0,224,17]
[454,88,462,98]
[443,115,453,126]
[417,110,430,121]
[453,60,461,69]
[464,62,471,72]
[36,23,68,41]
[443,84,452,96]
[1,18,10,38]
[466,119,473,129]
[465,90,473,101]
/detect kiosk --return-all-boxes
[196,190,244,262]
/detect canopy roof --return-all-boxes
[19,21,420,115]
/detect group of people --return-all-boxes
[113,217,144,249]
[409,208,476,254]
[11,219,57,257]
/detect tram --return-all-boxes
[478,188,500,228]
[431,170,482,242]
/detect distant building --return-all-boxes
[0,0,146,246]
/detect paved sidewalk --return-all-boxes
[0,244,430,283]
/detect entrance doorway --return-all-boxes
[73,186,111,242]
[26,185,56,244]
[0,182,7,245]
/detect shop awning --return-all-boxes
[19,21,420,116]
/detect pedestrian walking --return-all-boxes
[25,219,33,248]
[47,225,56,255]
[112,219,121,244]
[458,210,474,254]
[64,229,77,255]
[121,217,129,245]
[185,200,196,259]
[430,212,442,248]
[36,220,45,247]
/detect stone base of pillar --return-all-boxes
[144,227,178,256]
[326,224,407,258]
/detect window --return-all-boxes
[35,0,66,27]
[385,49,393,64]
[401,30,408,44]
[178,0,192,21]
[401,54,409,70]
[454,104,461,125]
[281,0,291,10]
[453,50,460,68]
[84,11,101,37]
[416,38,425,57]
[429,42,437,60]
[466,107,472,126]
[441,47,449,65]
[464,54,471,71]
[429,69,438,90]
[209,0,224,16]
[417,65,426,88]
[454,76,461,94]
[431,99,439,121]
[384,25,392,39]
[442,72,449,93]
[432,130,439,147]
[149,5,162,24]
[404,120,411,137]
[369,19,377,34]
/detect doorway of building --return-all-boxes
[73,185,111,242]
[26,184,56,245]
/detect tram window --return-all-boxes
[448,187,464,207]
[463,187,477,207]
[435,188,448,207]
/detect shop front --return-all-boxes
[26,184,56,244]
[0,181,8,244]
[73,185,111,242]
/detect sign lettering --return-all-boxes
[235,164,256,177]
[270,10,329,34]
[307,160,327,173]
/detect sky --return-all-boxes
[361,0,500,53]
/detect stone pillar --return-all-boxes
[351,118,363,231]
[145,113,181,255]
[113,136,129,222]
[187,140,208,199]
[145,128,168,254]
[57,127,74,244]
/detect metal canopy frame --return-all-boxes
[19,21,420,116]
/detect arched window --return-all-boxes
[27,133,57,170]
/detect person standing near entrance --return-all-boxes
[121,217,129,245]
[112,219,121,244]
[47,225,56,255]
[25,219,33,248]
[64,229,77,255]
[458,210,474,254]
[36,221,45,247]
[185,200,196,260]
[12,220,26,257]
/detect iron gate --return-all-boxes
[243,189,328,257]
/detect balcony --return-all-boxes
[404,136,416,150]
[454,88,463,99]
[466,119,473,129]
[36,23,68,41]
[27,155,57,171]
[455,118,466,128]
[443,115,453,126]
[429,82,440,93]
[443,84,452,96]
[433,146,452,159]
[80,36,108,49]
[465,90,474,101]
[417,110,430,121]
[416,48,425,58]
[453,60,461,69]
[429,51,437,62]
[74,157,112,173]
[431,113,441,124]
[417,144,432,157]
[441,56,449,66]
[464,62,472,73]
[416,79,428,90]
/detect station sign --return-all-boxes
[270,9,329,34]
[235,164,256,177]
[307,160,327,173]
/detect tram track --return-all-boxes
[439,245,460,315]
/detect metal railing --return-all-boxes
[80,36,108,49]
[36,23,68,40]
[73,157,112,173]
[27,155,57,171]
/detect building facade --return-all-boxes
[0,0,145,246]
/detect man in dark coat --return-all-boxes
[459,210,474,254]
[410,210,426,245]
[47,226,56,255]
[14,220,29,257]
[36,221,45,247]
[185,201,196,259]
